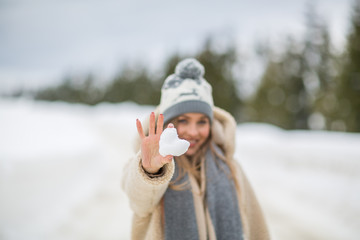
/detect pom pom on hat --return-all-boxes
[175,58,205,79]
[159,58,214,124]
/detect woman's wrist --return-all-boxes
[142,166,164,177]
[143,165,161,174]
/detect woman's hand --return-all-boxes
[136,112,173,174]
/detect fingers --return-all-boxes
[157,114,164,134]
[149,112,155,135]
[138,112,165,138]
[136,119,145,139]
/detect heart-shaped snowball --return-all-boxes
[159,128,190,157]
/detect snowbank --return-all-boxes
[0,99,359,240]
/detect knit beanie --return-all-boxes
[159,58,214,124]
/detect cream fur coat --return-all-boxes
[121,106,270,240]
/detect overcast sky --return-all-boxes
[0,0,352,93]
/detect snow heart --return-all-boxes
[159,128,190,157]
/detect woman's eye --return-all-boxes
[177,119,187,124]
[198,120,208,125]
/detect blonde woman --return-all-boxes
[122,58,270,240]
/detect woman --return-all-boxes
[122,58,270,240]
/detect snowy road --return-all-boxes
[1,99,359,240]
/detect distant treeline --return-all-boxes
[14,2,360,132]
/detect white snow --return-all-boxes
[159,128,190,157]
[0,99,360,240]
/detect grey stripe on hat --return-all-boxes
[163,100,213,124]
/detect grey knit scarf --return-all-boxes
[164,143,243,240]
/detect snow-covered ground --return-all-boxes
[1,99,359,240]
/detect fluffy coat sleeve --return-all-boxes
[121,151,175,218]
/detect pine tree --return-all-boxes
[246,4,336,130]
[196,38,242,120]
[302,4,337,130]
[333,0,360,132]
[246,36,309,129]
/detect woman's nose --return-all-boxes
[187,124,198,136]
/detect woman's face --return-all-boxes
[174,113,211,157]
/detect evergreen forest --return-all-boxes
[10,1,360,132]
